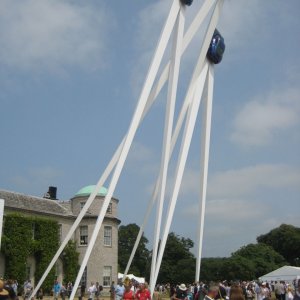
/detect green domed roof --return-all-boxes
[75,185,108,197]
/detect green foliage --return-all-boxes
[220,256,256,281]
[34,219,60,292]
[118,223,150,278]
[200,257,227,282]
[1,213,33,283]
[118,223,297,283]
[62,241,80,284]
[232,243,286,278]
[1,214,79,293]
[157,232,195,284]
[257,224,300,266]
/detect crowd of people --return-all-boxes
[110,279,300,300]
[163,280,300,300]
[0,278,299,300]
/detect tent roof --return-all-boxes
[259,266,300,282]
[118,273,145,284]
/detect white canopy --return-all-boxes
[259,266,300,283]
[118,273,145,284]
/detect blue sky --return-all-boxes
[1,0,299,258]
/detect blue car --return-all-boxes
[207,29,225,64]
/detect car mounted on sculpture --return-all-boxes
[180,0,193,6]
[207,29,225,64]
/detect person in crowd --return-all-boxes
[79,283,86,300]
[280,281,286,300]
[0,280,9,300]
[285,285,294,300]
[135,282,151,300]
[4,280,17,300]
[23,280,33,300]
[246,284,254,300]
[172,284,187,300]
[203,284,219,300]
[87,282,97,300]
[115,280,125,300]
[216,283,227,300]
[186,285,194,300]
[123,277,134,300]
[274,282,281,300]
[11,281,18,298]
[229,284,245,300]
[60,283,67,300]
[294,282,300,300]
[170,285,176,300]
[53,280,61,300]
[258,282,270,300]
[110,281,115,300]
[67,282,73,298]
[153,287,162,300]
[37,288,43,300]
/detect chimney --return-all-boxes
[44,186,57,200]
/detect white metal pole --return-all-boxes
[145,0,217,116]
[30,139,124,299]
[151,0,222,284]
[124,58,201,277]
[0,199,4,250]
[31,0,220,297]
[69,2,180,299]
[195,0,224,282]
[195,63,214,282]
[152,63,209,290]
[150,4,185,291]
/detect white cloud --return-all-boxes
[231,87,300,146]
[179,163,300,256]
[179,163,300,200]
[208,163,300,199]
[0,0,114,72]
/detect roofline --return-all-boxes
[4,207,121,224]
[4,207,75,219]
[70,195,119,203]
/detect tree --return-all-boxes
[157,232,195,284]
[232,243,287,278]
[62,241,80,285]
[118,223,150,278]
[257,224,300,266]
[200,257,227,282]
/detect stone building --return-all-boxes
[0,185,120,290]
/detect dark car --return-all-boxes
[207,29,225,64]
[180,0,193,6]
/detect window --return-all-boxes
[106,203,112,214]
[80,226,88,245]
[80,202,85,210]
[80,266,87,288]
[103,266,112,287]
[104,226,112,246]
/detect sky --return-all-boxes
[0,0,300,258]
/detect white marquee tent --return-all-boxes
[118,273,145,284]
[259,266,300,283]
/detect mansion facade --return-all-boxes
[0,185,120,290]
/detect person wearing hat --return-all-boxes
[0,280,9,300]
[172,284,187,300]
